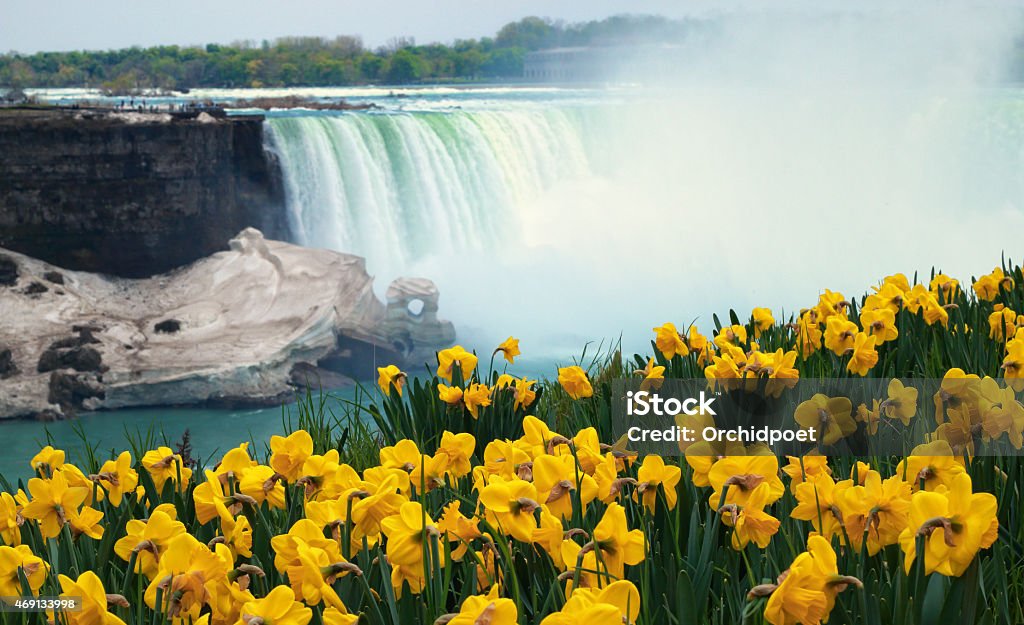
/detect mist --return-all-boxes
[396,5,1024,361]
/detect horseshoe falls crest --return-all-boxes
[265,109,597,276]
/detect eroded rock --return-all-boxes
[0,229,455,419]
[47,371,105,416]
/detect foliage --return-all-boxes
[1,259,1024,625]
[0,15,703,90]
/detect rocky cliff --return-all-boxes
[0,107,288,277]
[0,229,455,420]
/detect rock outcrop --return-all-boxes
[0,229,455,419]
[0,108,288,277]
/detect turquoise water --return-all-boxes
[0,403,298,484]
[0,358,562,481]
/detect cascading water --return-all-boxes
[265,108,597,275]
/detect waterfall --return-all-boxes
[265,109,596,274]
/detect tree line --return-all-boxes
[0,15,698,90]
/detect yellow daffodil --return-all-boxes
[67,504,105,540]
[713,324,748,350]
[896,440,965,491]
[113,508,187,580]
[269,430,314,483]
[0,492,21,546]
[534,454,598,520]
[463,382,492,419]
[437,345,478,382]
[864,282,906,314]
[652,322,689,359]
[238,464,287,510]
[380,501,444,596]
[752,307,775,338]
[726,482,780,550]
[790,474,844,539]
[438,383,464,406]
[708,455,785,509]
[847,332,879,376]
[930,273,960,301]
[988,306,1020,343]
[21,469,90,539]
[860,307,898,344]
[837,471,910,555]
[688,326,715,365]
[323,606,359,625]
[823,316,858,356]
[377,364,406,396]
[90,451,139,507]
[883,379,918,425]
[350,474,407,540]
[590,502,645,578]
[546,580,641,625]
[634,454,681,512]
[1005,337,1024,382]
[0,545,48,597]
[634,357,665,392]
[816,289,850,321]
[238,585,312,625]
[142,534,233,621]
[57,570,128,625]
[30,446,65,477]
[478,477,540,542]
[760,536,860,625]
[448,585,518,625]
[558,365,593,400]
[494,336,521,364]
[437,501,481,561]
[532,509,568,569]
[781,454,831,494]
[973,267,1014,301]
[856,400,881,435]
[512,377,538,410]
[794,311,823,357]
[141,446,193,494]
[794,394,855,446]
[899,472,998,576]
[436,431,476,479]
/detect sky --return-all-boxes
[0,0,726,54]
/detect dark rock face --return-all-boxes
[0,110,288,277]
[43,271,64,284]
[47,370,105,416]
[0,253,16,286]
[154,319,182,334]
[0,348,15,379]
[37,329,105,373]
[23,281,48,295]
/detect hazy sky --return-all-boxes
[0,0,725,54]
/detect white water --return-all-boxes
[265,7,1024,358]
[266,108,597,274]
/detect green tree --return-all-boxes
[385,49,428,83]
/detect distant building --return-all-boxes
[524,47,606,81]
[523,44,684,83]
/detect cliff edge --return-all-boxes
[0,107,288,277]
